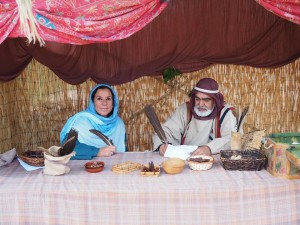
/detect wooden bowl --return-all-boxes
[162,158,185,174]
[85,161,105,173]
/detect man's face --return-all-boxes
[194,92,215,110]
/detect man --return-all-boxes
[153,77,237,156]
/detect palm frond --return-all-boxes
[144,104,168,144]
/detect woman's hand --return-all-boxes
[159,144,168,156]
[97,146,117,157]
[191,145,211,156]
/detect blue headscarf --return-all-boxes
[60,84,126,151]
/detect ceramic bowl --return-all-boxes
[161,158,185,174]
[85,161,105,173]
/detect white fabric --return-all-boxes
[0,148,16,167]
[194,87,219,93]
[43,150,75,176]
[153,103,237,154]
[164,144,198,160]
[17,158,44,171]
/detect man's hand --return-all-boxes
[191,145,211,156]
[159,144,168,156]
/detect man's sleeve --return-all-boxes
[206,110,237,154]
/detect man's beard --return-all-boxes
[194,106,214,117]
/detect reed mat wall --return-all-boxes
[0,59,299,154]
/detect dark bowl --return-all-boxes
[19,150,45,167]
[85,161,105,173]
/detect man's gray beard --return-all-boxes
[194,106,214,117]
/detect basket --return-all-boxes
[286,146,300,170]
[220,149,265,171]
[18,150,45,167]
[111,161,142,174]
[268,132,300,144]
[187,155,214,171]
[262,132,300,179]
[140,164,160,177]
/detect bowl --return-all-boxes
[161,158,185,174]
[187,155,214,171]
[85,161,105,173]
[18,150,45,167]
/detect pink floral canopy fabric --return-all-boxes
[0,0,168,45]
[256,0,300,25]
[1,0,300,84]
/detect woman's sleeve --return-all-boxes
[71,140,99,160]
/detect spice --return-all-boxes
[142,161,159,172]
[189,157,210,163]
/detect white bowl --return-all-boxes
[187,155,214,171]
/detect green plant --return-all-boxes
[162,67,182,84]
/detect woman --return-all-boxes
[60,84,126,159]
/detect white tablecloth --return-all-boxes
[0,152,300,225]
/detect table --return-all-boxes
[1,152,300,225]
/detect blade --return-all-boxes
[89,129,113,146]
[144,104,168,144]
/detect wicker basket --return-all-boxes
[220,149,265,171]
[18,150,45,167]
[187,155,214,171]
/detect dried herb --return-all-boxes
[142,161,159,172]
[189,157,210,163]
[24,150,44,158]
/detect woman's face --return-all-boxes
[93,88,113,117]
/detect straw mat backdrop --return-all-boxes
[0,59,299,154]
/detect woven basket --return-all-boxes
[220,149,265,171]
[19,150,44,167]
[187,155,214,171]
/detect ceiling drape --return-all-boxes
[0,0,168,45]
[0,0,300,85]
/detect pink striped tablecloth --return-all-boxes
[0,152,299,225]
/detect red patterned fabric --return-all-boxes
[1,0,300,84]
[0,0,168,45]
[256,0,300,25]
